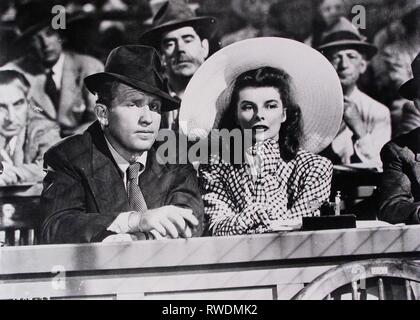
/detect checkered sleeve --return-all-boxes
[286,156,333,219]
[198,161,269,236]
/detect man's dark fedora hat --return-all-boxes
[317,18,377,60]
[84,45,179,111]
[138,0,217,50]
[399,53,420,101]
[14,1,89,44]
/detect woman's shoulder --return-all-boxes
[199,152,237,171]
[294,149,332,169]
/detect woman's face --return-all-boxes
[235,86,286,142]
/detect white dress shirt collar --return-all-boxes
[0,136,17,164]
[51,53,65,89]
[104,135,147,188]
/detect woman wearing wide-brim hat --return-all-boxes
[179,37,343,236]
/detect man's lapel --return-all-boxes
[86,122,131,213]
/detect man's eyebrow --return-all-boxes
[181,33,196,39]
[162,33,196,42]
[13,98,25,105]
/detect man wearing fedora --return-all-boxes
[2,1,103,137]
[138,0,217,130]
[318,18,391,168]
[378,53,420,225]
[40,45,204,244]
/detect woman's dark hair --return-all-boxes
[219,66,303,161]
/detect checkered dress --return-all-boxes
[198,139,333,236]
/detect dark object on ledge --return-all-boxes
[302,215,356,231]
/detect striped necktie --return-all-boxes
[126,162,148,213]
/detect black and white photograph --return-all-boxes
[0,0,420,304]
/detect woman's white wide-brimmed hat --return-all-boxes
[179,37,343,154]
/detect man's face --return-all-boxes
[31,27,63,67]
[327,48,367,91]
[161,26,209,79]
[101,83,162,159]
[0,82,29,138]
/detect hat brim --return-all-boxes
[139,16,217,49]
[15,12,91,45]
[179,37,344,154]
[318,40,378,60]
[15,20,50,44]
[84,72,179,112]
[399,78,420,100]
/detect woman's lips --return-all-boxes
[252,125,269,131]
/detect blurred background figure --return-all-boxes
[304,0,348,47]
[373,0,419,50]
[94,0,153,61]
[0,0,16,22]
[370,0,420,137]
[2,1,104,137]
[0,0,18,66]
[62,0,153,63]
[220,0,287,47]
[318,18,391,168]
[0,70,60,186]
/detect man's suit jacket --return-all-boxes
[378,127,420,224]
[2,51,103,134]
[40,121,204,244]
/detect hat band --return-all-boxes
[320,31,364,46]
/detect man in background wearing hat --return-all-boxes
[318,18,391,168]
[1,1,103,137]
[40,45,204,244]
[138,0,217,130]
[378,53,420,225]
